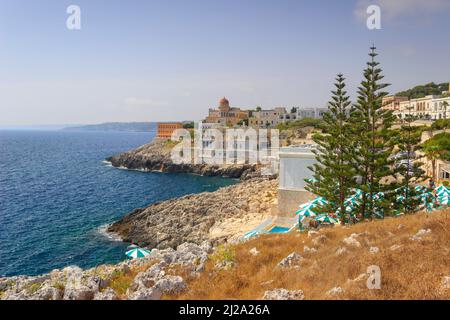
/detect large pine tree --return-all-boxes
[306,74,354,224]
[350,46,396,219]
[392,106,426,213]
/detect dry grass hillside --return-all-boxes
[168,209,450,300]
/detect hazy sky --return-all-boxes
[1,0,449,125]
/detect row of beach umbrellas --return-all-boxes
[296,185,450,226]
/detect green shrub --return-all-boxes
[211,245,236,264]
[26,282,43,294]
[431,119,450,131]
[52,281,65,291]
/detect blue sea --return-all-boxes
[0,130,235,277]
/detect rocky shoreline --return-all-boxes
[0,138,280,300]
[0,175,278,300]
[106,138,262,180]
[0,242,213,300]
[107,178,278,249]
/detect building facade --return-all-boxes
[277,145,316,216]
[396,95,450,120]
[156,122,183,139]
[431,96,450,120]
[249,107,287,128]
[382,96,409,111]
[280,107,328,122]
[204,97,249,127]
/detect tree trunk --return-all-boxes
[432,159,436,182]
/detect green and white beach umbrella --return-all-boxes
[415,185,428,193]
[298,202,318,214]
[298,201,314,210]
[335,206,358,221]
[296,207,317,217]
[372,192,384,200]
[437,189,450,197]
[125,247,151,259]
[374,211,384,219]
[315,214,339,224]
[435,185,450,196]
[438,195,449,206]
[336,204,355,214]
[344,196,359,206]
[310,196,328,206]
[352,189,363,198]
[305,178,318,184]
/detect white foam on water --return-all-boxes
[97,224,123,242]
[102,160,113,167]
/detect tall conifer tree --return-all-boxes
[392,106,425,213]
[306,74,354,224]
[350,46,396,219]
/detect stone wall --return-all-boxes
[277,188,315,217]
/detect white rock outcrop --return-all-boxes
[263,288,304,300]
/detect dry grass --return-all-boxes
[170,209,450,300]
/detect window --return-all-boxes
[440,169,450,180]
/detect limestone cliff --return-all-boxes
[106,138,262,180]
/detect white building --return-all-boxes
[431,96,450,120]
[396,95,449,120]
[280,107,328,122]
[277,145,317,216]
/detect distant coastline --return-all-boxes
[62,122,157,132]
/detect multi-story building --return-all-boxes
[411,95,435,119]
[204,97,249,127]
[249,107,287,128]
[382,96,409,111]
[430,96,450,120]
[280,107,328,122]
[156,122,183,139]
[396,94,449,120]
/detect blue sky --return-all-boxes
[0,0,449,125]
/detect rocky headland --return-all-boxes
[106,138,263,180]
[107,178,278,248]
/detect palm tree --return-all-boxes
[422,132,450,182]
[443,101,449,120]
[442,100,449,133]
[422,145,440,182]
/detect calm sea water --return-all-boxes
[0,130,235,277]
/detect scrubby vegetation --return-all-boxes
[107,263,156,299]
[431,119,450,131]
[396,82,449,99]
[169,209,450,300]
[276,118,324,131]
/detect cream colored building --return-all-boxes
[249,107,287,128]
[397,95,435,119]
[394,82,450,120]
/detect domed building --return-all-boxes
[204,97,249,126]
